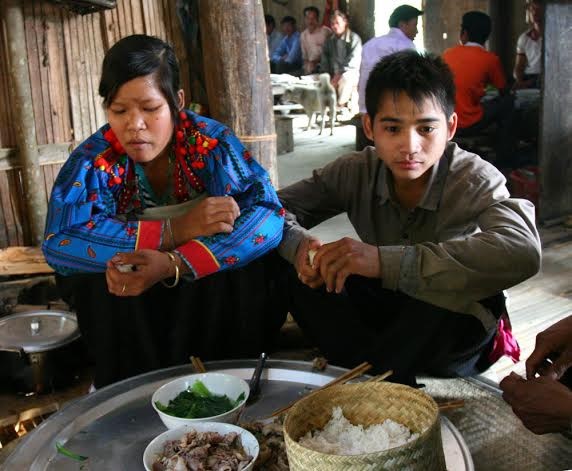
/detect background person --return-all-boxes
[319,10,362,116]
[300,6,331,75]
[443,11,516,169]
[271,16,302,75]
[514,0,543,90]
[266,14,284,60]
[358,4,423,114]
[44,34,287,388]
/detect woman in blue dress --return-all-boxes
[43,35,288,387]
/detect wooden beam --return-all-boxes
[198,0,278,186]
[0,247,54,276]
[3,1,48,245]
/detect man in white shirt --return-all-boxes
[300,6,331,75]
[513,0,543,89]
[358,5,423,114]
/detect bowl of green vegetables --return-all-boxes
[152,372,250,429]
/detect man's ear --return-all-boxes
[177,89,185,110]
[447,112,458,141]
[362,113,375,141]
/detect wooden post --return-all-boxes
[538,0,572,222]
[3,1,47,245]
[198,0,278,186]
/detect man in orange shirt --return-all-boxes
[443,11,515,169]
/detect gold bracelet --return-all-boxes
[165,218,176,250]
[161,251,180,288]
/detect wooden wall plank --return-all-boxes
[0,172,18,246]
[131,0,144,34]
[0,18,16,147]
[61,10,81,143]
[36,0,55,144]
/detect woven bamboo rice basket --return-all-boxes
[283,382,446,471]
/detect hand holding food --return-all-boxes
[105,250,181,296]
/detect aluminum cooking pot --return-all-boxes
[0,310,84,394]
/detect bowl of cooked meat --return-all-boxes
[152,372,250,429]
[143,421,259,471]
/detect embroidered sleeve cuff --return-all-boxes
[136,221,163,250]
[175,240,221,279]
[379,245,416,291]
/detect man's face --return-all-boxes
[400,18,419,40]
[282,21,295,36]
[528,2,543,23]
[363,91,457,185]
[330,15,348,36]
[305,11,319,32]
[266,22,274,36]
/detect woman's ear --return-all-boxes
[177,89,185,110]
[362,113,374,141]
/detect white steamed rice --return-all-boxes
[299,406,419,455]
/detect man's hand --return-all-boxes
[106,250,179,296]
[172,196,240,244]
[294,237,323,289]
[312,237,381,293]
[331,73,341,87]
[500,372,572,435]
[526,315,572,380]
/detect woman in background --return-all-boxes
[43,35,288,388]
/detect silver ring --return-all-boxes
[121,283,127,294]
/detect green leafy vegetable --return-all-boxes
[56,442,88,462]
[155,380,245,419]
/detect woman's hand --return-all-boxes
[105,250,179,296]
[312,237,381,294]
[294,237,323,289]
[172,196,240,245]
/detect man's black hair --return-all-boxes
[365,50,456,119]
[389,4,424,28]
[99,34,180,121]
[461,11,491,45]
[281,15,297,26]
[304,6,320,19]
[265,14,276,28]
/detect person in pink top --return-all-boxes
[358,5,423,114]
[300,6,331,75]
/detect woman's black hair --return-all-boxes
[99,34,181,120]
[365,50,456,119]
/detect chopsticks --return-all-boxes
[190,356,206,373]
[269,361,373,418]
[365,369,394,382]
[436,399,465,412]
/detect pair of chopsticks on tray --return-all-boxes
[269,361,380,418]
[191,356,206,373]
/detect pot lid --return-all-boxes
[0,310,80,353]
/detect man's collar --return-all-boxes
[390,27,411,41]
[376,149,449,210]
[463,41,485,49]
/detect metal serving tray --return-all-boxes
[2,359,474,470]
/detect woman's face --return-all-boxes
[107,74,181,164]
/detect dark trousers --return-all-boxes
[457,94,517,169]
[287,268,495,385]
[56,252,289,387]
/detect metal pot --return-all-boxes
[0,310,84,394]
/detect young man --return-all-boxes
[443,11,515,169]
[271,16,302,75]
[300,6,331,75]
[319,10,362,115]
[514,0,543,89]
[265,14,284,61]
[358,4,423,114]
[278,51,541,385]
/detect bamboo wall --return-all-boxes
[0,0,189,248]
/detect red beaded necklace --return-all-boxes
[98,111,219,214]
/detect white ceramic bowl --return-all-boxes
[151,372,250,429]
[143,422,259,471]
